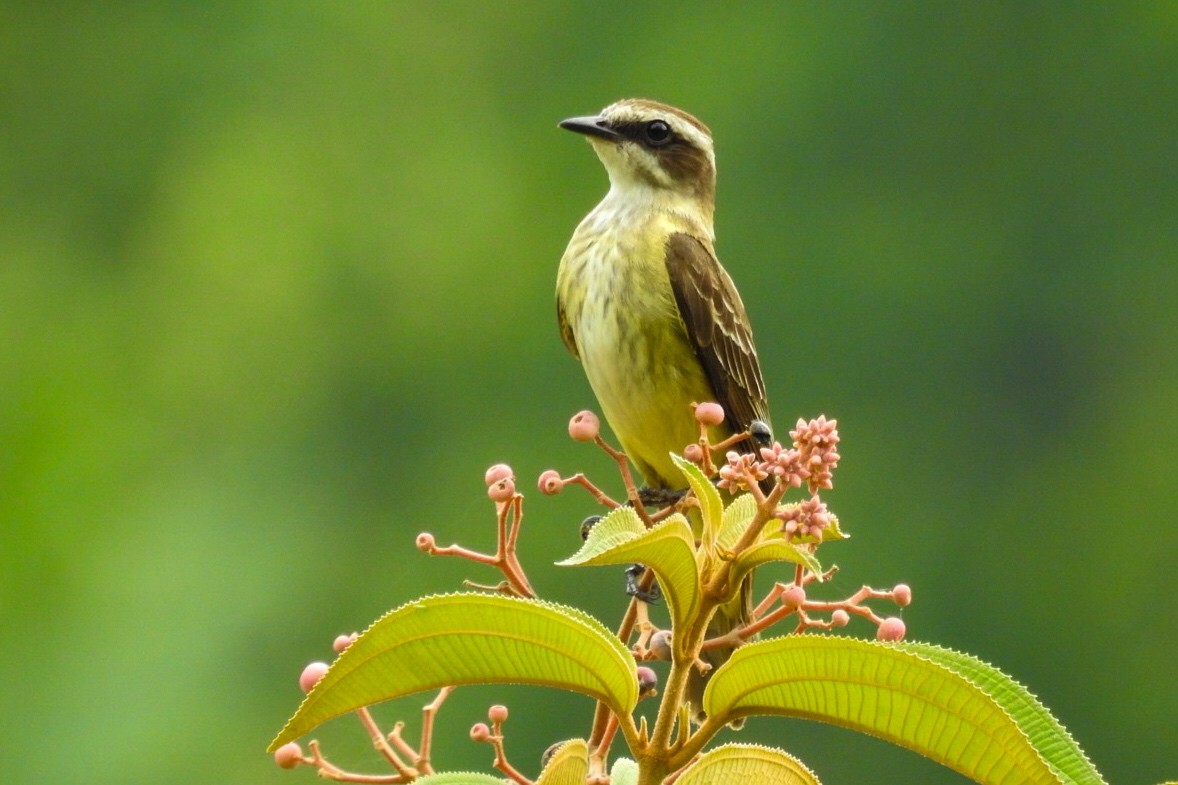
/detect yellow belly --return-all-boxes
[558,210,726,488]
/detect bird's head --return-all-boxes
[560,99,716,213]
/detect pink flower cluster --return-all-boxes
[716,416,841,498]
[790,415,840,494]
[775,495,833,540]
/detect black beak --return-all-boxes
[559,115,622,142]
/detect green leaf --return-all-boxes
[678,744,821,785]
[609,758,639,785]
[670,452,722,543]
[268,593,637,750]
[535,739,588,785]
[718,492,757,551]
[560,505,646,558]
[730,538,822,587]
[899,642,1106,785]
[413,774,511,785]
[704,635,1105,785]
[559,509,700,631]
[819,514,848,542]
[717,493,824,583]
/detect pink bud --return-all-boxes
[683,443,704,463]
[273,741,304,769]
[416,532,436,552]
[537,469,563,495]
[332,633,358,653]
[469,722,492,742]
[299,661,329,693]
[487,477,515,503]
[892,584,912,607]
[781,584,806,609]
[831,609,850,627]
[877,616,906,642]
[484,463,513,487]
[487,704,509,724]
[568,410,600,442]
[636,666,658,693]
[694,402,725,427]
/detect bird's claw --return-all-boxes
[624,563,662,604]
[637,486,686,507]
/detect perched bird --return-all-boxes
[555,98,772,714]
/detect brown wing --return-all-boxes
[665,232,771,447]
[556,297,579,359]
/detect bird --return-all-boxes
[555,98,773,717]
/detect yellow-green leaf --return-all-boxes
[719,493,824,581]
[718,493,757,551]
[559,511,700,632]
[413,774,511,785]
[731,539,822,587]
[560,506,646,560]
[536,739,588,785]
[671,452,722,542]
[899,642,1106,785]
[704,635,1103,785]
[679,744,821,785]
[269,594,637,750]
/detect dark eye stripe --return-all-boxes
[611,120,680,148]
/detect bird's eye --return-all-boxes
[644,120,672,145]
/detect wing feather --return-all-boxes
[556,297,579,358]
[665,232,771,449]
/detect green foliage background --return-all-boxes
[2,3,1175,784]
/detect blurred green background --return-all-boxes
[2,3,1175,784]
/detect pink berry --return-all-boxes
[416,532,436,552]
[637,666,658,693]
[568,410,601,442]
[469,722,491,742]
[877,616,906,642]
[695,402,725,427]
[537,469,563,495]
[683,443,704,463]
[781,584,806,609]
[487,477,515,503]
[299,661,329,693]
[332,633,357,653]
[273,741,304,769]
[488,704,509,724]
[484,463,513,487]
[892,583,912,607]
[831,609,850,628]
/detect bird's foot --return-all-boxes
[637,486,686,507]
[624,563,662,603]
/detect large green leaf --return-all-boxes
[558,508,700,631]
[269,594,637,750]
[899,643,1106,785]
[703,635,1104,785]
[678,744,821,785]
[535,739,588,785]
